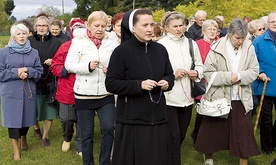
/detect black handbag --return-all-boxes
[191,78,205,98]
[188,38,206,98]
[46,76,57,104]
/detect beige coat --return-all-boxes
[203,35,259,114]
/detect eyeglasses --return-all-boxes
[206,28,217,32]
[258,27,266,31]
[36,24,48,28]
[197,19,206,22]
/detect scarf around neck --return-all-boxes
[87,29,103,49]
[267,28,276,46]
[8,39,31,54]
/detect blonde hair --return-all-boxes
[248,19,265,34]
[202,20,218,31]
[87,11,108,26]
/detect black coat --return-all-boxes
[187,22,203,41]
[29,32,61,94]
[106,35,174,125]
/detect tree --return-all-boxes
[0,0,8,23]
[172,0,276,26]
[56,13,74,27]
[72,0,90,20]
[37,5,61,18]
[0,0,11,35]
[72,0,186,17]
[5,0,15,16]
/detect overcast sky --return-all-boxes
[12,0,77,20]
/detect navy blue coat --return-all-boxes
[0,46,43,128]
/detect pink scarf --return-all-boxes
[87,29,102,49]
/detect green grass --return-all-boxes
[0,34,275,164]
[0,36,9,48]
[0,108,275,165]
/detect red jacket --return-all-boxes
[50,40,76,104]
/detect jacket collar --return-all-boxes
[193,22,202,30]
[264,29,273,41]
[33,31,52,42]
[211,35,252,56]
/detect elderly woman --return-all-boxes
[65,11,117,165]
[29,15,61,146]
[248,19,266,41]
[105,9,174,165]
[191,20,219,144]
[0,24,43,160]
[195,19,260,165]
[157,11,203,165]
[108,12,124,45]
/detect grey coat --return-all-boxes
[204,36,259,114]
[0,47,43,128]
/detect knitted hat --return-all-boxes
[69,18,85,30]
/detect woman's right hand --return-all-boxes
[141,79,158,91]
[18,67,28,79]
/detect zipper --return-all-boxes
[144,42,156,123]
[97,48,100,95]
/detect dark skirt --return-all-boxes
[195,101,260,157]
[112,122,171,165]
[36,94,58,121]
[8,127,29,139]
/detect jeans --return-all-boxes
[77,103,115,165]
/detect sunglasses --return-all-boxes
[258,27,265,31]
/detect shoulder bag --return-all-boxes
[188,38,206,98]
[196,72,231,117]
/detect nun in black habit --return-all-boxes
[105,9,174,165]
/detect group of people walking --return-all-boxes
[0,6,276,165]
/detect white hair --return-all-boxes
[195,10,207,19]
[10,23,29,39]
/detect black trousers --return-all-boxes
[167,105,193,165]
[8,127,29,139]
[259,96,276,153]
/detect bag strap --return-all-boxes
[188,38,195,70]
[205,72,218,94]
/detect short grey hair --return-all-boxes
[194,10,207,19]
[268,12,276,23]
[228,19,248,37]
[10,23,29,39]
[34,16,51,31]
[161,11,186,32]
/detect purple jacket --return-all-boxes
[0,47,43,128]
